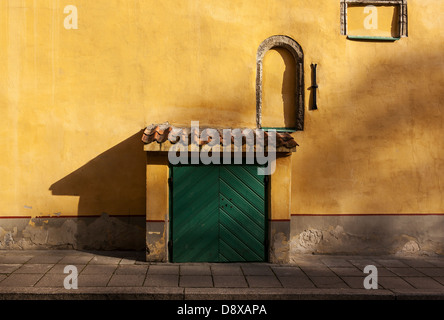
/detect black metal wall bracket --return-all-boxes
[310,63,318,110]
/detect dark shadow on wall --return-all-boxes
[49,130,146,252]
[391,5,400,38]
[307,63,317,111]
[262,47,297,129]
[292,48,444,255]
[279,47,297,129]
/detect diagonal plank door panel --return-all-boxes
[172,165,266,262]
[172,166,220,262]
[219,166,266,262]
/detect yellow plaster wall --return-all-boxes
[262,48,297,128]
[0,0,443,219]
[270,156,292,220]
[146,154,169,222]
[347,5,399,38]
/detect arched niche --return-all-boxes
[256,35,304,131]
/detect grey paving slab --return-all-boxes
[300,267,336,277]
[58,255,93,265]
[391,289,444,300]
[0,273,43,287]
[144,275,179,287]
[310,276,349,289]
[330,267,364,277]
[87,251,135,259]
[3,251,444,299]
[271,266,305,277]
[211,265,243,276]
[404,277,444,290]
[277,276,315,288]
[241,265,274,276]
[47,264,86,274]
[180,276,213,288]
[375,259,409,268]
[378,277,415,290]
[0,255,33,264]
[108,274,146,287]
[27,255,64,264]
[81,265,117,275]
[415,268,444,277]
[425,259,444,267]
[213,276,248,288]
[386,267,427,277]
[180,265,211,276]
[147,265,179,275]
[291,256,326,267]
[246,275,282,288]
[342,276,366,289]
[320,258,354,268]
[119,258,137,265]
[78,274,112,287]
[14,264,54,274]
[401,259,437,268]
[0,264,22,274]
[89,256,122,265]
[183,287,394,300]
[34,274,66,288]
[432,277,444,286]
[376,268,397,277]
[114,265,149,275]
[348,259,382,270]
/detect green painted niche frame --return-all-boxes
[347,35,400,41]
[340,0,408,39]
[262,127,298,133]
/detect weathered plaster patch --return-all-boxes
[267,221,291,264]
[291,215,444,257]
[0,214,145,250]
[146,221,167,262]
[146,235,166,262]
[399,240,421,254]
[269,231,289,264]
[297,229,323,249]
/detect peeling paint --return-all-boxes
[146,221,167,262]
[0,214,145,250]
[269,231,289,264]
[400,240,421,254]
[298,229,323,248]
[291,215,444,257]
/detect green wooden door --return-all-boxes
[171,165,266,262]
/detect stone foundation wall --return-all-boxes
[0,214,145,251]
[290,215,444,260]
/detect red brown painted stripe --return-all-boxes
[291,213,444,216]
[0,215,145,219]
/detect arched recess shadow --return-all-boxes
[391,5,400,37]
[256,35,304,130]
[48,130,146,251]
[262,47,297,129]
